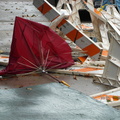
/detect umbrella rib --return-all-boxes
[40,40,45,69]
[17,21,40,67]
[44,57,54,69]
[46,60,74,71]
[17,62,37,69]
[39,39,44,68]
[21,56,39,69]
[43,49,50,71]
[46,63,65,71]
[33,30,43,67]
[37,35,43,67]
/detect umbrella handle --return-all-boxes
[46,73,70,87]
[60,80,70,87]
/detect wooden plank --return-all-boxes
[91,87,120,107]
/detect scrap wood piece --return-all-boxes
[101,50,108,59]
[91,87,120,107]
[93,94,120,103]
[83,60,105,67]
[48,65,103,77]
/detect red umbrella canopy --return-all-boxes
[0,17,74,75]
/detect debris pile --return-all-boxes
[32,0,120,107]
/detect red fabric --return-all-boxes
[0,17,74,75]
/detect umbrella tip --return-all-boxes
[60,80,70,87]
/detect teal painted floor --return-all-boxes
[0,83,120,120]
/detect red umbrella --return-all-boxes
[0,17,74,76]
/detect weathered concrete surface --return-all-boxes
[0,83,120,120]
[0,1,50,52]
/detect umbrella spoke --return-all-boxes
[46,63,65,70]
[43,49,50,71]
[17,62,38,70]
[34,30,44,67]
[21,56,40,69]
[44,57,54,70]
[17,21,40,66]
[40,40,45,69]
[46,61,74,71]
